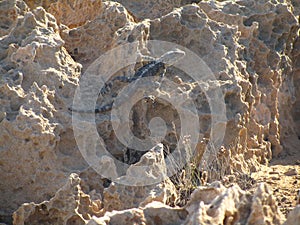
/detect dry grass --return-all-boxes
[167,135,255,207]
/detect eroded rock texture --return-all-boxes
[0,0,299,224]
[0,0,29,37]
[284,205,300,225]
[102,144,177,212]
[60,1,136,70]
[13,179,285,225]
[0,1,86,222]
[89,182,285,225]
[13,173,103,225]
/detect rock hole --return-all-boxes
[103,178,112,188]
[264,137,269,141]
[127,34,134,43]
[66,215,84,225]
[41,204,47,211]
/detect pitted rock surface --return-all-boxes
[0,0,299,224]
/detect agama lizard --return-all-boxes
[69,48,185,113]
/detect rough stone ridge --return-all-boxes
[60,1,136,70]
[0,0,299,224]
[108,0,182,21]
[199,0,299,158]
[0,0,29,37]
[88,182,284,225]
[103,144,177,212]
[13,173,103,225]
[107,0,203,21]
[24,0,102,28]
[88,201,188,225]
[103,0,300,172]
[284,205,300,225]
[0,3,85,220]
[278,22,300,157]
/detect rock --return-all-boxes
[0,0,29,37]
[184,182,284,225]
[89,201,188,225]
[58,0,299,183]
[103,144,177,211]
[0,0,299,224]
[284,168,298,176]
[247,183,285,225]
[49,0,102,28]
[108,0,204,21]
[89,182,285,225]
[148,0,298,169]
[0,3,84,220]
[60,1,136,70]
[24,0,102,27]
[109,0,182,21]
[142,202,188,225]
[284,205,300,225]
[13,173,104,225]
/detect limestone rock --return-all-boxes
[0,3,85,220]
[198,0,298,158]
[48,0,102,28]
[108,0,204,21]
[60,1,136,70]
[0,0,29,37]
[23,0,57,11]
[278,20,300,158]
[146,0,298,171]
[184,182,284,225]
[24,0,102,28]
[89,201,188,225]
[0,0,299,224]
[109,0,182,21]
[13,173,104,225]
[103,144,177,212]
[119,2,251,176]
[246,183,285,225]
[89,182,285,225]
[284,205,300,225]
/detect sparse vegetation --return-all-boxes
[167,135,256,207]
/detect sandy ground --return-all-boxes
[250,146,300,217]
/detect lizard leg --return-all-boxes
[100,81,113,95]
[156,68,167,91]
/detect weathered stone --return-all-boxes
[108,0,182,21]
[89,201,188,225]
[284,205,300,225]
[89,182,285,225]
[0,0,299,224]
[13,174,104,225]
[0,0,29,37]
[0,3,85,220]
[60,1,136,70]
[103,144,177,211]
[24,0,102,28]
[49,0,102,28]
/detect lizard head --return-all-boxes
[159,48,185,65]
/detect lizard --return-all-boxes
[69,48,185,113]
